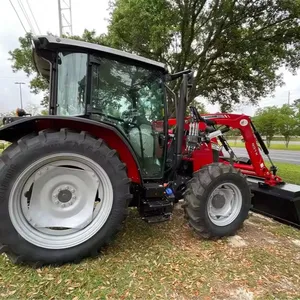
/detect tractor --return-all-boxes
[0,35,279,266]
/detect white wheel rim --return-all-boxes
[207,182,242,226]
[8,153,113,249]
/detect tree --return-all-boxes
[8,32,49,107]
[40,109,49,116]
[253,106,280,147]
[277,104,298,148]
[9,1,300,112]
[24,102,41,116]
[293,99,300,136]
[107,0,300,112]
[188,98,208,115]
[278,104,298,147]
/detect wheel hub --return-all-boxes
[207,183,242,226]
[25,165,100,229]
[58,189,72,203]
[211,194,226,209]
[52,185,77,207]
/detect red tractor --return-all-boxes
[0,36,298,267]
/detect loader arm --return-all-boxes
[200,113,283,186]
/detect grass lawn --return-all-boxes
[268,162,300,185]
[1,148,300,298]
[228,142,300,151]
[1,208,300,299]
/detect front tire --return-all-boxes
[183,163,251,238]
[0,129,132,266]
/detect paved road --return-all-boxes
[226,147,300,165]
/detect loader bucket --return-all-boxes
[247,178,300,228]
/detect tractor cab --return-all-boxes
[33,35,169,179]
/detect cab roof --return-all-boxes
[32,35,167,71]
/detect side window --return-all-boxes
[57,52,88,116]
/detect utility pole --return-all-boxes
[288,90,290,105]
[15,82,25,109]
[58,0,63,37]
[58,0,73,37]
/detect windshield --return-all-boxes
[56,52,165,123]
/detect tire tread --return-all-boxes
[183,163,251,239]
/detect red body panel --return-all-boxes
[36,119,141,183]
[191,143,213,172]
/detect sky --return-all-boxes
[0,0,300,116]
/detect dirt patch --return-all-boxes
[227,235,248,247]
[292,239,300,247]
[228,288,254,300]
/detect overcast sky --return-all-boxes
[0,0,299,116]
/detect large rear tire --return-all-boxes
[183,163,251,238]
[0,129,132,266]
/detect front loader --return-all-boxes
[166,107,300,228]
[194,112,300,228]
[0,36,253,266]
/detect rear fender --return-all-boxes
[0,116,142,184]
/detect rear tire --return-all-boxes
[183,163,251,238]
[0,129,132,266]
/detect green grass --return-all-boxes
[267,162,300,185]
[228,142,300,151]
[1,209,300,299]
